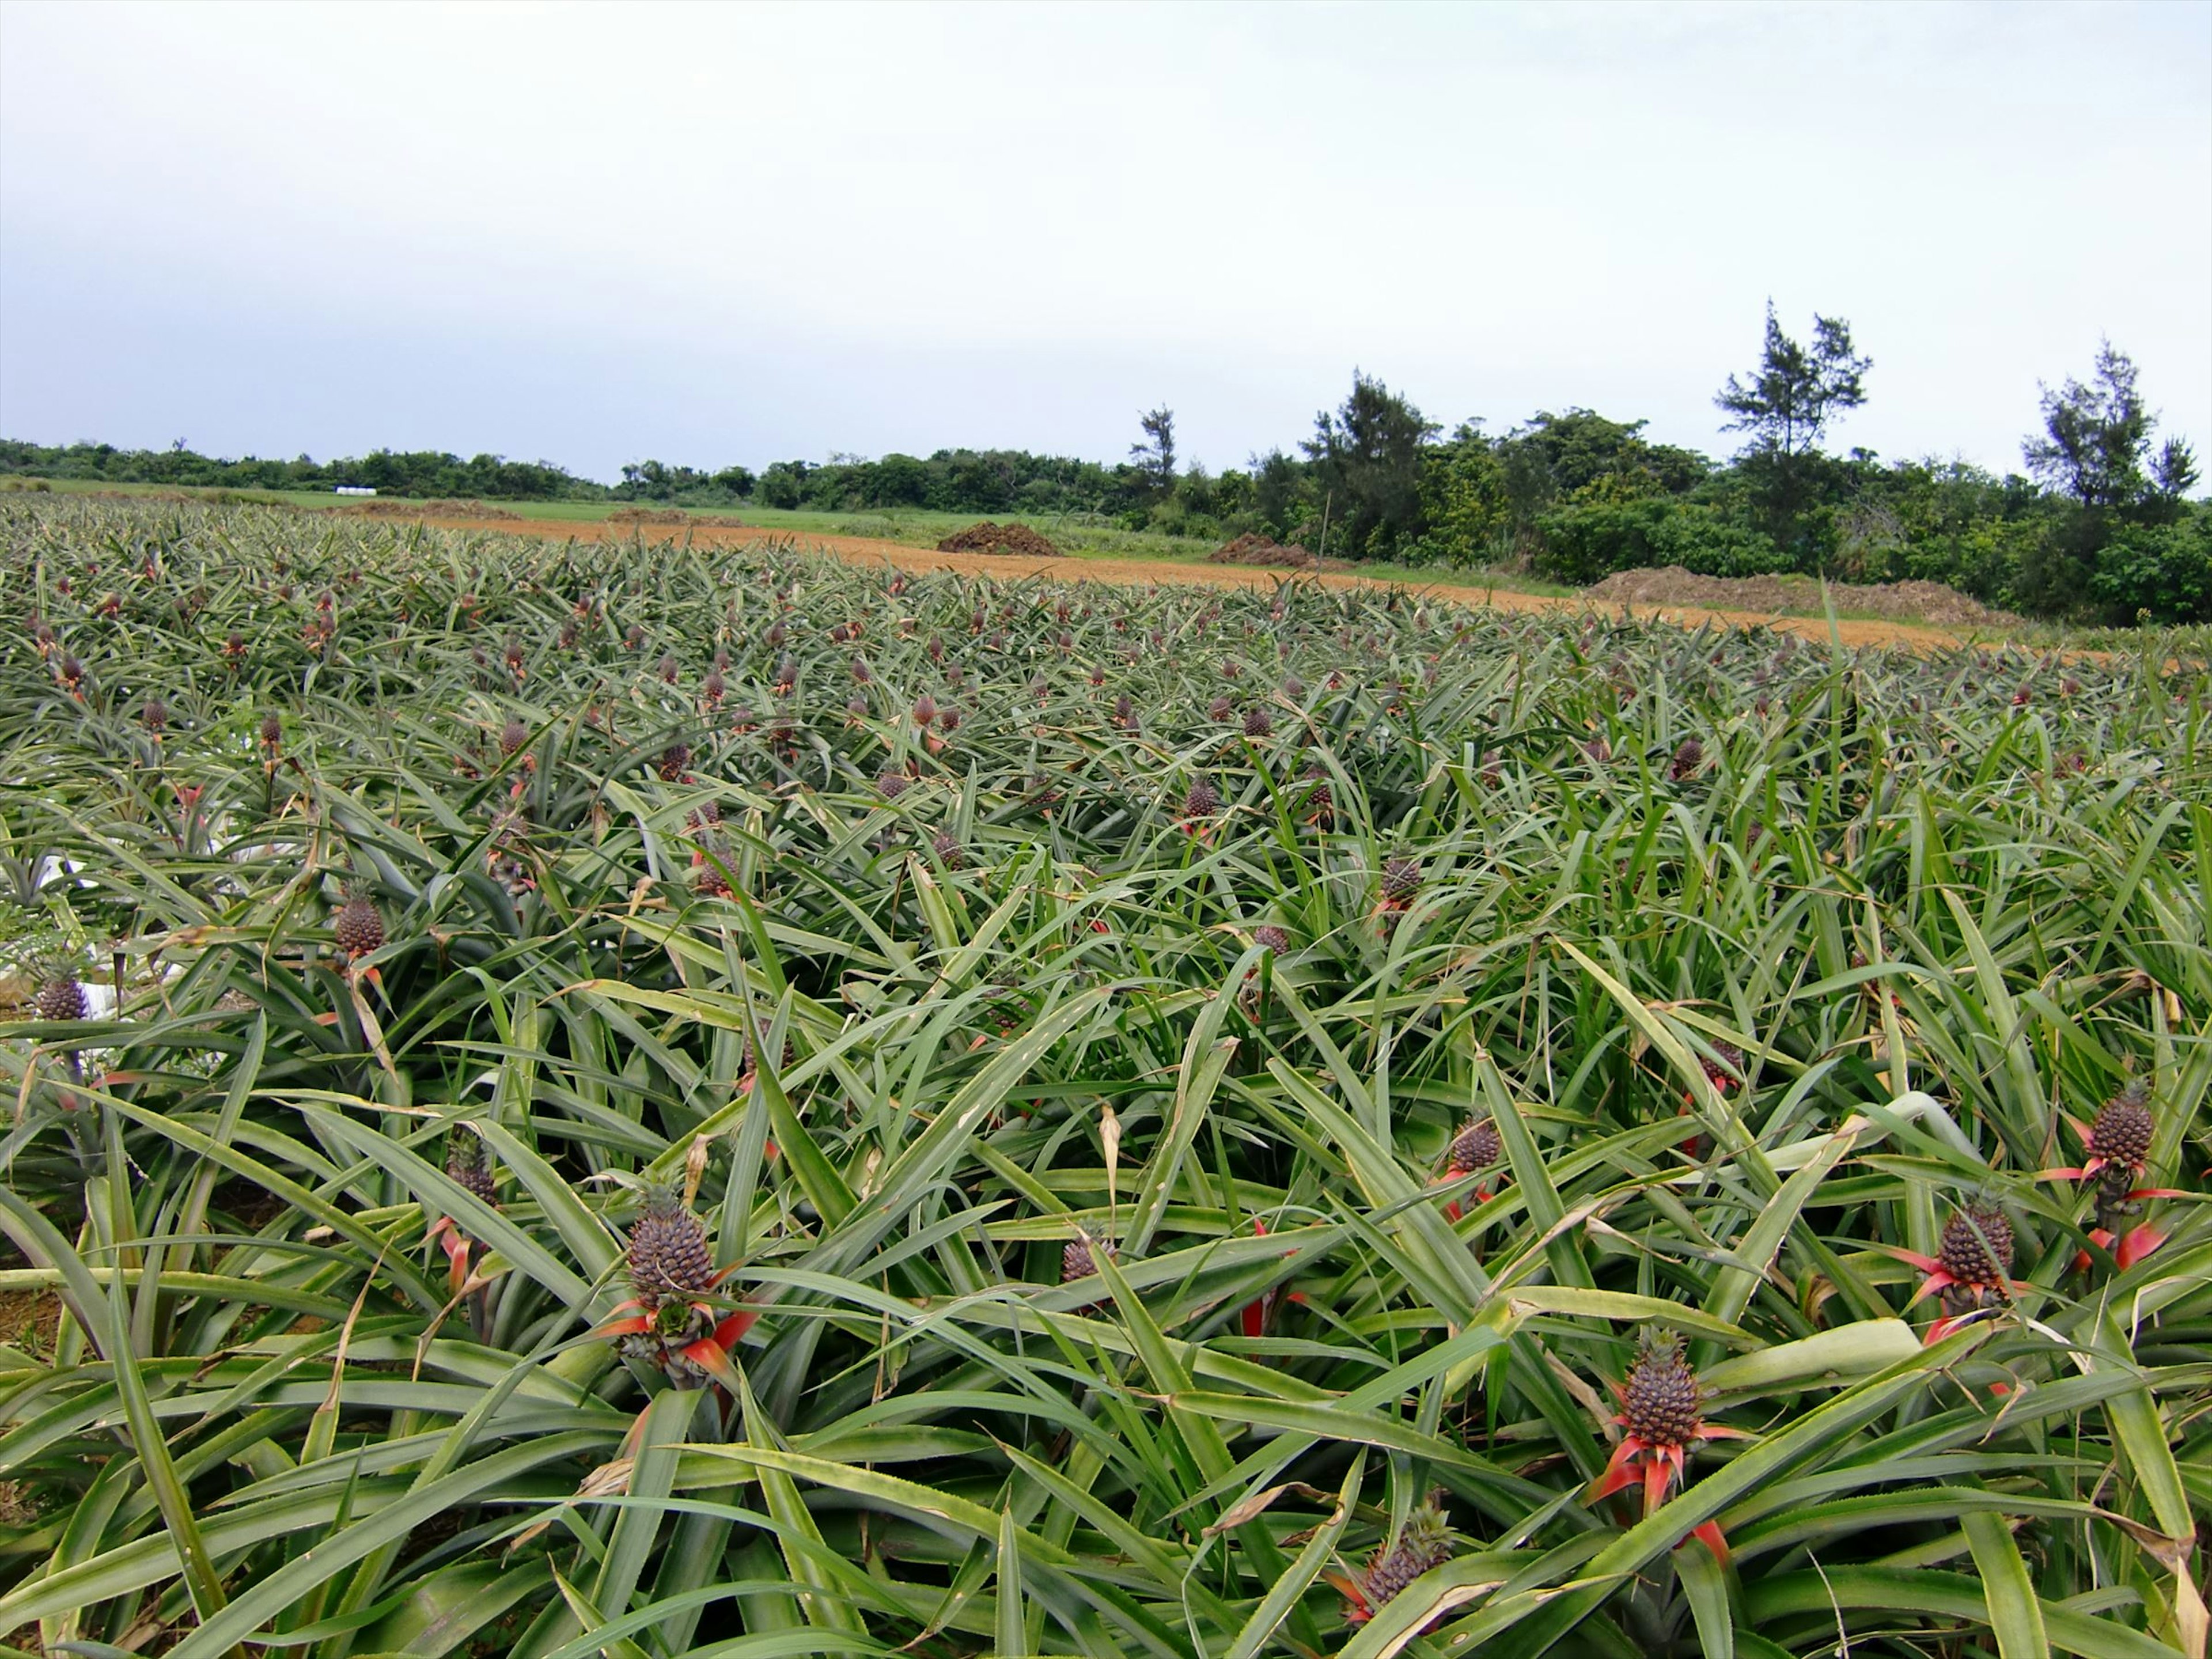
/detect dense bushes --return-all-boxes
[1533,498,1793,584]
[2089,512,2212,623]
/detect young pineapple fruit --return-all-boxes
[628,1185,715,1302]
[1342,1491,1453,1625]
[2089,1081,2155,1228]
[1062,1229,1118,1312]
[1936,1205,2014,1312]
[1620,1334,1703,1449]
[35,970,88,1022]
[619,1186,722,1386]
[333,885,384,960]
[445,1130,498,1209]
[1446,1118,1502,1179]
[1382,856,1422,907]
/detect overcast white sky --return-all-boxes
[2,0,2207,482]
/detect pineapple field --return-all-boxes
[2,494,2209,1659]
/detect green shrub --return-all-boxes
[1533,498,1792,584]
[2090,512,2212,624]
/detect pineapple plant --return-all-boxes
[609,1186,740,1389]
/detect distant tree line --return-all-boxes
[0,441,596,502]
[5,308,2203,622]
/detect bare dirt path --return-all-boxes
[400,513,1992,653]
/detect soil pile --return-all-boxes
[1210,533,1332,569]
[348,499,524,522]
[937,521,1064,558]
[1584,566,2019,629]
[608,506,688,525]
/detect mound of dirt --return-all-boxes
[607,506,689,525]
[1210,532,1334,570]
[347,498,524,522]
[1583,566,2019,629]
[937,521,1063,558]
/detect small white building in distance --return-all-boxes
[334,485,377,497]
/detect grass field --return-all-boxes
[2,494,2208,1658]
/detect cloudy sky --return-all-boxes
[3,1,2207,482]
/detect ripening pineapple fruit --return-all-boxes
[1669,737,1705,781]
[1619,1335,1703,1448]
[2088,1081,2154,1176]
[1301,762,1332,821]
[1209,693,1235,723]
[1342,1492,1453,1625]
[445,1130,497,1208]
[259,712,283,753]
[1243,705,1273,738]
[1446,1118,1502,1177]
[141,697,168,734]
[334,885,385,960]
[1936,1205,2014,1308]
[627,1185,716,1303]
[1062,1229,1116,1287]
[1382,857,1422,906]
[932,830,965,869]
[657,652,680,684]
[658,743,691,782]
[878,770,910,800]
[1184,777,1220,819]
[35,971,88,1022]
[499,717,528,757]
[1253,924,1290,955]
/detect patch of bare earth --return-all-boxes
[348,498,524,522]
[937,521,1065,558]
[1210,532,1344,570]
[1584,565,2018,630]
